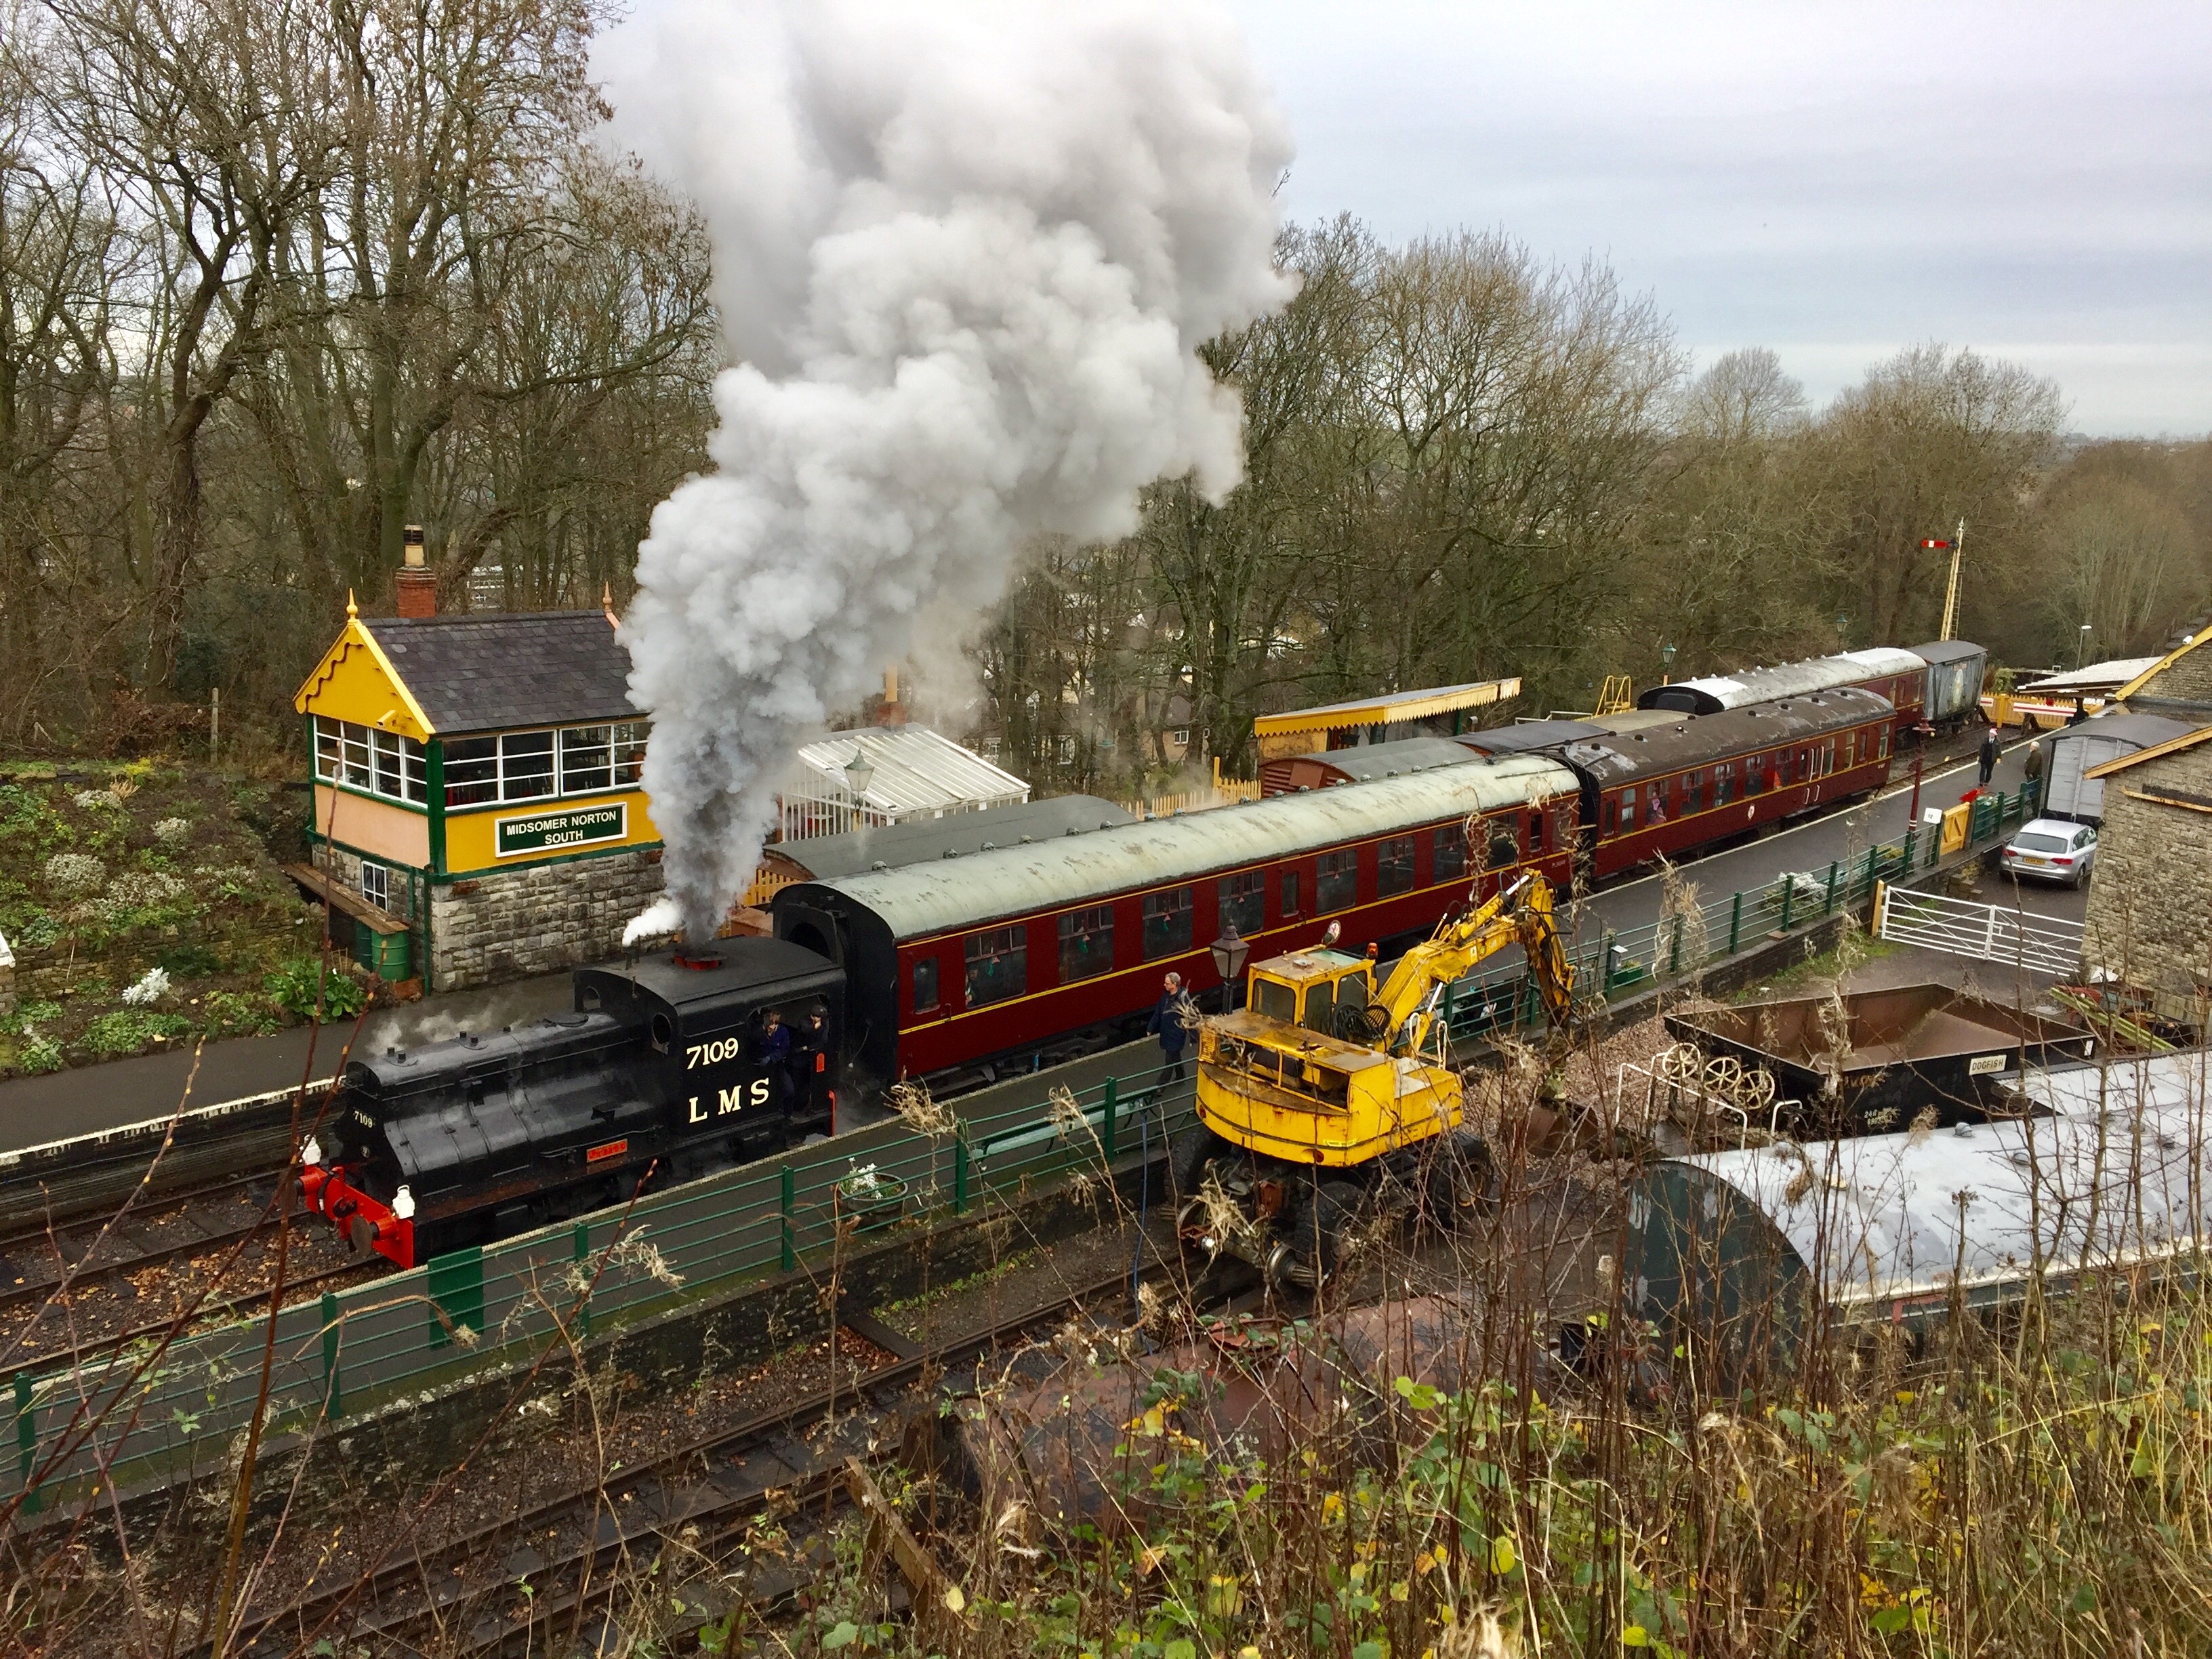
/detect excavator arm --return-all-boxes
[1370,872,1575,1056]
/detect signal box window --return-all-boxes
[964,926,1026,1008]
[1432,824,1467,882]
[1218,871,1263,937]
[1281,868,1303,918]
[912,956,939,1015]
[1316,848,1357,914]
[1142,886,1193,960]
[1058,905,1114,983]
[1377,836,1416,897]
[500,730,556,800]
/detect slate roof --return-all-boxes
[363,613,638,736]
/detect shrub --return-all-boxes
[19,1029,64,1074]
[43,852,104,895]
[201,990,283,1039]
[79,1009,193,1059]
[153,817,192,845]
[264,955,368,1020]
[121,966,171,1006]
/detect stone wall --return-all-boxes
[2129,642,2212,719]
[428,844,665,989]
[0,929,14,1017]
[2082,738,2212,1019]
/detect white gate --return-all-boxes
[1875,883,2086,977]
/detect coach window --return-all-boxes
[1432,823,1468,882]
[964,926,1027,1008]
[1316,848,1358,913]
[1281,867,1303,918]
[1218,871,1264,937]
[911,955,939,1015]
[1142,886,1193,960]
[1058,905,1114,983]
[1684,769,1703,813]
[1485,819,1519,869]
[1377,835,1416,896]
[1618,788,1637,832]
[1603,796,1618,835]
[1714,760,1733,804]
[1878,726,1890,760]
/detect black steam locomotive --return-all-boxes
[301,943,844,1267]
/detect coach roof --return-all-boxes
[789,751,1577,942]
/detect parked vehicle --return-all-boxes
[1999,818,2097,886]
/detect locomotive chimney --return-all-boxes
[876,664,907,727]
[395,523,437,618]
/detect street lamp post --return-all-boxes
[1660,642,1676,685]
[842,749,875,832]
[2077,623,2093,670]
[1208,920,1251,1014]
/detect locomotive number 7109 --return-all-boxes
[686,1038,745,1069]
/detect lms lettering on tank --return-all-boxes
[496,803,627,858]
[688,1079,773,1122]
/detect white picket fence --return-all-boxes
[1875,883,2086,977]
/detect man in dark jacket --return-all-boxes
[1978,726,2000,786]
[1147,972,1197,1090]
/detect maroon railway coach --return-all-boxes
[1569,688,1896,880]
[771,752,1582,1085]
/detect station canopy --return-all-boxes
[2018,657,2165,699]
[1253,678,1521,759]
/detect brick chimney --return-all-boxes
[394,523,436,618]
[876,665,907,726]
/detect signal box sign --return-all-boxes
[495,801,628,858]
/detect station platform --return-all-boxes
[0,972,573,1156]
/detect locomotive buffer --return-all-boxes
[1174,872,1576,1289]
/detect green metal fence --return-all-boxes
[8,1067,1196,1512]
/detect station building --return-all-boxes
[293,584,662,991]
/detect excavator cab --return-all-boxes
[1244,948,1376,1040]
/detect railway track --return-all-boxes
[233,1263,1166,1658]
[0,1172,375,1371]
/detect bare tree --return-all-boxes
[46,0,339,694]
[1817,342,2064,647]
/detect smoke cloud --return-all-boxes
[615,0,1294,945]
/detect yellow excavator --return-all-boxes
[1171,872,1576,1290]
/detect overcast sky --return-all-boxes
[599,2,2211,436]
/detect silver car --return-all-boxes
[2000,817,2097,887]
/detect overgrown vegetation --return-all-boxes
[771,1277,2212,1658]
[0,761,364,1073]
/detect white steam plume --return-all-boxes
[615,0,1294,945]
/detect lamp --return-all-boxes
[1208,920,1250,1010]
[2077,622,2093,670]
[1660,642,1676,685]
[843,747,875,802]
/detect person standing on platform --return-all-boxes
[1978,726,2000,787]
[1148,972,1196,1091]
[2023,739,2045,787]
